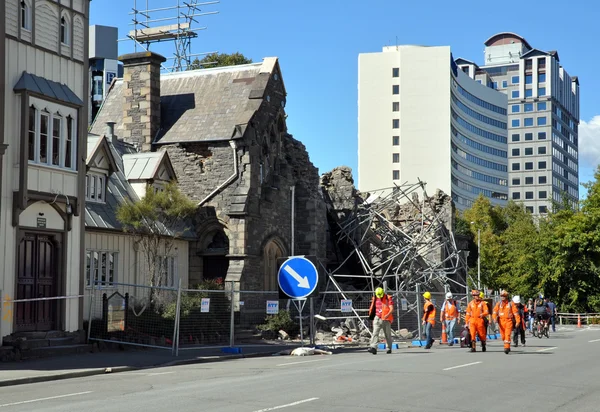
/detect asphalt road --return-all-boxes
[1,326,599,412]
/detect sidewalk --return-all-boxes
[0,343,302,388]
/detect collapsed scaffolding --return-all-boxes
[318,179,469,339]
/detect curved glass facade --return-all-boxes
[451,69,508,210]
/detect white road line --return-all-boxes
[252,398,319,412]
[144,371,175,376]
[443,361,482,371]
[0,391,92,408]
[588,339,600,343]
[536,346,558,352]
[276,359,329,367]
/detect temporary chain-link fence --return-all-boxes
[83,280,512,355]
[87,281,178,351]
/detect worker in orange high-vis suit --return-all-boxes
[465,289,488,352]
[422,292,436,349]
[493,290,521,354]
[367,287,394,355]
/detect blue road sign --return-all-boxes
[277,256,319,299]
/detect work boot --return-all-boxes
[481,342,486,352]
[504,348,510,354]
[470,342,476,353]
[367,347,377,355]
[386,349,392,354]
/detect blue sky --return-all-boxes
[91,0,600,196]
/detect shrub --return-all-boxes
[257,310,299,336]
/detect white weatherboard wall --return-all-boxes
[358,46,452,195]
[1,0,88,341]
[83,231,189,320]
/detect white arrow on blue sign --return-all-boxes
[277,256,319,299]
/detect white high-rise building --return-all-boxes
[469,32,580,213]
[358,45,508,210]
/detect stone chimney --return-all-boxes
[118,51,166,152]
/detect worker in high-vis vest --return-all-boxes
[440,292,460,346]
[422,291,436,349]
[493,290,521,354]
[465,289,489,352]
[367,287,394,355]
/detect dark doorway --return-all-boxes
[15,233,59,332]
[203,256,229,281]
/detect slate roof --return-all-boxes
[123,152,166,180]
[13,72,84,106]
[84,136,194,240]
[89,60,278,144]
[85,136,141,231]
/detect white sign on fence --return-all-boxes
[401,298,408,311]
[201,298,210,313]
[266,300,279,314]
[341,299,352,313]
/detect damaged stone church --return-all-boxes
[90,51,328,292]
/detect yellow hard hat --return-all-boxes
[423,291,431,299]
[479,291,485,299]
[375,287,384,298]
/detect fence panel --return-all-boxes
[88,282,177,350]
[177,288,232,349]
[235,291,291,343]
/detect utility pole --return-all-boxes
[477,228,481,290]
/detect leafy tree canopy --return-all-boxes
[188,52,252,70]
[459,166,600,312]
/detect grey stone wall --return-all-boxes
[163,71,327,292]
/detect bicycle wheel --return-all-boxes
[537,325,543,339]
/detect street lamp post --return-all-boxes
[477,228,481,290]
[470,222,481,291]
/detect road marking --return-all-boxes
[252,398,319,412]
[0,391,92,408]
[536,346,557,352]
[588,339,600,343]
[276,359,329,367]
[443,361,482,371]
[144,371,175,376]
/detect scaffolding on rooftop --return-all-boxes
[121,0,220,72]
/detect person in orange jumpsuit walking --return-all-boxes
[465,289,488,352]
[492,290,521,354]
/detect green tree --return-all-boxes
[116,182,197,289]
[459,167,600,312]
[188,52,252,70]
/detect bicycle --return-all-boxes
[533,318,550,339]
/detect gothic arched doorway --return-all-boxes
[263,238,286,291]
[201,230,229,282]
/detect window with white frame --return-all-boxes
[27,97,77,170]
[86,250,117,287]
[60,15,70,45]
[20,0,32,31]
[157,256,177,287]
[86,173,106,203]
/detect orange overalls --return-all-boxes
[465,299,489,350]
[493,300,521,352]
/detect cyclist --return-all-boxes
[534,294,550,333]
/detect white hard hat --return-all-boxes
[445,292,453,299]
[512,295,521,304]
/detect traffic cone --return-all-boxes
[577,314,582,328]
[441,322,448,344]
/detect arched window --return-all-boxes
[60,15,70,45]
[20,1,32,31]
[263,239,285,291]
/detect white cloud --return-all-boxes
[579,115,600,171]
